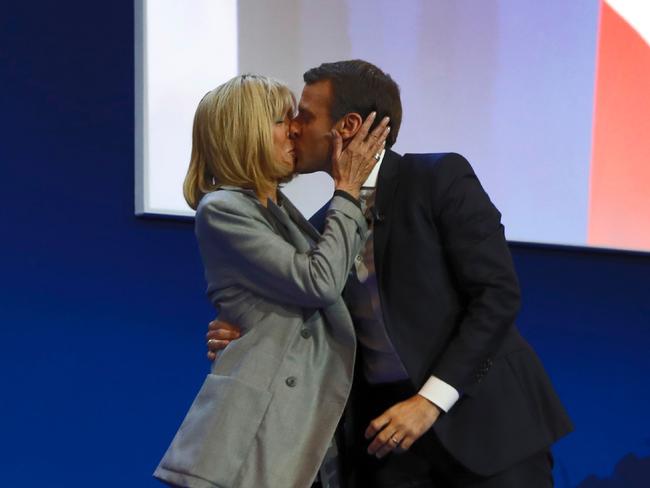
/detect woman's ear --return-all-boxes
[335,113,364,143]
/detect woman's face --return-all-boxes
[272,111,296,177]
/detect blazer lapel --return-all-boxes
[373,150,401,287]
[280,191,322,243]
[266,201,312,253]
[217,186,296,245]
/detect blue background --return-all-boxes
[2,2,649,486]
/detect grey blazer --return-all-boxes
[154,188,367,488]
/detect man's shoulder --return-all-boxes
[402,152,473,173]
[398,152,476,187]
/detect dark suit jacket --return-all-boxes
[311,150,572,477]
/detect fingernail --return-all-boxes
[371,111,377,118]
[384,116,390,122]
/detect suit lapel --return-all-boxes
[373,150,401,287]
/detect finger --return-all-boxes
[369,126,390,155]
[374,440,397,459]
[208,319,239,332]
[399,436,414,451]
[206,328,240,341]
[367,433,389,455]
[354,111,377,142]
[331,129,343,166]
[366,116,390,143]
[365,414,390,439]
[207,338,231,352]
[207,351,216,361]
[367,428,399,456]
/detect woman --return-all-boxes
[154,74,389,488]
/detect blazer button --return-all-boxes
[285,376,297,387]
[300,328,312,339]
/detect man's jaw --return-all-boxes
[295,158,333,176]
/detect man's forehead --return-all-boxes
[299,80,332,112]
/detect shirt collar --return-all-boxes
[361,149,385,188]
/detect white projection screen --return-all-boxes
[135,0,650,252]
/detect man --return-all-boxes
[208,60,572,487]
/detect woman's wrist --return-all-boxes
[333,189,362,210]
[334,184,361,200]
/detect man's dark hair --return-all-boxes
[303,60,402,148]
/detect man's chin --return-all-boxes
[278,172,298,185]
[294,164,329,176]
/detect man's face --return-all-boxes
[291,80,337,175]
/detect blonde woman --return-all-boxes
[154,74,389,488]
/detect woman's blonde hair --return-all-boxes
[183,74,296,209]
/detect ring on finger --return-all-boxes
[390,434,401,445]
[374,153,381,161]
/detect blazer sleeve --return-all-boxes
[196,193,368,308]
[429,154,521,392]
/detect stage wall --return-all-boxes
[1,1,649,487]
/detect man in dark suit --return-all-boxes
[207,60,572,487]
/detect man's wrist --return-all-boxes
[417,394,442,416]
[418,375,460,413]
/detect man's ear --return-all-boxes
[335,113,364,143]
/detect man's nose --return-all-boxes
[289,119,300,139]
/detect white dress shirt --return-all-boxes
[355,150,460,413]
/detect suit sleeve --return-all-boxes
[196,194,368,308]
[430,154,521,392]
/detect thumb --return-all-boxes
[331,130,342,165]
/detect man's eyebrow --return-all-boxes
[295,106,313,120]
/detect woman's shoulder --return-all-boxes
[196,187,258,216]
[195,188,273,238]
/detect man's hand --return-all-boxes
[206,319,241,361]
[365,394,441,458]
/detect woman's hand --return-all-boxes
[332,112,391,199]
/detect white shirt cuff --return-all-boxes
[418,375,460,413]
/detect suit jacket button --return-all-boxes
[286,376,297,387]
[300,328,312,339]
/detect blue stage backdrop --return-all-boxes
[1,2,649,487]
